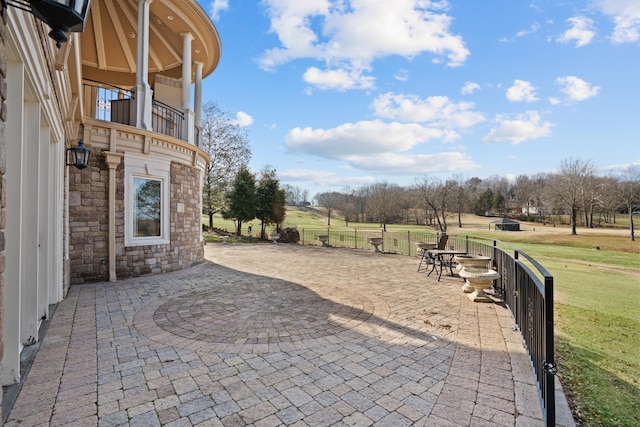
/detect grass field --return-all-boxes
[205,208,640,426]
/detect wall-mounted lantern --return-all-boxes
[2,0,92,48]
[67,140,91,170]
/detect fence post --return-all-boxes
[354,228,358,249]
[408,231,411,256]
[544,275,556,427]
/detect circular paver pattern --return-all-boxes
[136,276,390,351]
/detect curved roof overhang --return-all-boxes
[80,0,221,87]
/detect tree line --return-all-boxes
[315,159,639,241]
[197,102,638,241]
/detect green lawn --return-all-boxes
[205,208,640,426]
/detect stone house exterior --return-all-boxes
[0,0,220,402]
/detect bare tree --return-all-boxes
[449,177,466,228]
[549,158,596,235]
[338,187,358,226]
[354,186,370,223]
[615,167,640,241]
[283,184,307,206]
[579,170,601,228]
[201,102,251,229]
[513,175,536,217]
[366,182,403,230]
[315,191,342,226]
[414,177,455,231]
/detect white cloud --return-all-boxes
[461,81,480,95]
[285,120,449,160]
[592,0,640,43]
[303,66,375,91]
[277,168,338,182]
[557,16,596,47]
[394,69,410,82]
[233,111,254,127]
[483,111,553,144]
[371,93,485,129]
[259,0,470,90]
[210,0,229,21]
[499,23,541,42]
[277,169,375,187]
[556,76,600,101]
[506,80,539,103]
[346,152,480,174]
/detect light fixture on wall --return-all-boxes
[66,140,91,170]
[1,0,92,48]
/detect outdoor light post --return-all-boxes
[66,140,91,170]
[2,0,92,48]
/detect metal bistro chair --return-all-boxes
[416,233,449,272]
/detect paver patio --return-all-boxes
[4,243,574,426]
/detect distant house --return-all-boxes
[491,218,521,231]
[521,205,539,215]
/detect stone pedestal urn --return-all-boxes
[453,255,491,293]
[318,235,329,246]
[458,267,500,303]
[368,237,383,252]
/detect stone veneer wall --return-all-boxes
[69,148,204,283]
[68,149,110,283]
[0,9,7,417]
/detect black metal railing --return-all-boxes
[151,99,184,140]
[295,228,555,426]
[82,80,187,141]
[83,79,133,124]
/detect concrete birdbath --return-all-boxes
[270,233,280,244]
[318,235,329,246]
[458,267,500,302]
[453,255,491,293]
[369,237,383,252]
[220,235,229,244]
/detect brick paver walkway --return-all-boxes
[5,243,573,426]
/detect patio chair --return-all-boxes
[417,233,449,272]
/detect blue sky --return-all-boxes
[200,0,639,198]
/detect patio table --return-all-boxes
[426,249,468,281]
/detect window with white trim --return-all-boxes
[125,154,170,246]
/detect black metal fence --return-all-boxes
[297,228,556,426]
[83,80,185,141]
[151,99,184,140]
[83,79,133,124]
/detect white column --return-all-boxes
[181,32,193,110]
[194,62,203,126]
[3,62,25,385]
[21,102,40,346]
[37,126,52,321]
[105,152,123,282]
[180,32,195,144]
[194,62,203,146]
[48,136,65,304]
[135,0,153,130]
